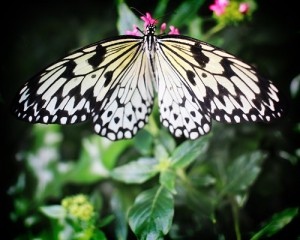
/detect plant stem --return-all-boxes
[147,112,159,137]
[231,196,242,240]
[176,168,190,185]
[202,23,225,42]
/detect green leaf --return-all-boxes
[159,170,176,194]
[101,138,133,170]
[128,186,174,239]
[250,208,299,240]
[117,2,141,35]
[65,137,110,184]
[169,0,206,28]
[111,158,159,184]
[290,73,300,98]
[171,135,210,169]
[24,125,66,201]
[66,136,132,184]
[222,151,265,195]
[111,190,131,240]
[32,124,62,150]
[188,17,204,39]
[92,230,107,240]
[157,129,176,154]
[98,215,115,228]
[153,0,169,17]
[40,205,66,219]
[154,144,169,162]
[134,130,153,156]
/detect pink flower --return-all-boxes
[160,23,167,33]
[141,12,158,28]
[239,2,249,14]
[168,26,180,35]
[209,0,229,16]
[125,24,140,36]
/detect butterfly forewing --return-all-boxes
[13,36,155,140]
[156,35,283,134]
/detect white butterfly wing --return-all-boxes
[92,38,155,140]
[155,39,212,140]
[156,35,283,139]
[12,36,155,140]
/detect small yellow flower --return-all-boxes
[61,194,94,221]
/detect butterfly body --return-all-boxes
[12,20,283,141]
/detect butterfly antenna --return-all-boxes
[155,11,175,21]
[130,7,146,17]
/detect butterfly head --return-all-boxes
[146,24,156,35]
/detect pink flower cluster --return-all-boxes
[209,0,250,16]
[141,12,158,29]
[125,12,180,36]
[209,0,229,16]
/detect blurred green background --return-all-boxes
[1,0,300,239]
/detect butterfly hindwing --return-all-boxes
[157,35,283,135]
[92,38,155,140]
[155,38,212,140]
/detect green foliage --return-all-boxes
[111,158,159,184]
[250,208,299,240]
[40,194,110,240]
[7,0,299,239]
[128,186,174,239]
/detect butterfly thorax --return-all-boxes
[144,24,157,53]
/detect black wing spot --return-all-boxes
[186,70,196,86]
[252,98,262,111]
[190,43,209,68]
[114,117,120,124]
[220,58,235,77]
[88,45,106,68]
[104,71,113,87]
[61,60,76,78]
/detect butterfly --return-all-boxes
[12,12,283,141]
